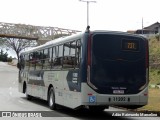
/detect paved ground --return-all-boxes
[0,62,159,120]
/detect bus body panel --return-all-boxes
[87,32,148,94]
[18,31,149,110]
[20,69,82,109]
[81,83,148,106]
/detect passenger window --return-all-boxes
[25,54,29,69]
[43,48,50,69]
[52,45,63,69]
[62,40,81,68]
[58,45,63,57]
[29,52,36,70]
[19,55,25,70]
[53,47,56,58]
[36,51,42,70]
[49,48,53,60]
[64,43,70,56]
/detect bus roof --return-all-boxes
[20,30,146,55]
[20,32,83,54]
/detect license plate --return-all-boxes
[113,97,127,102]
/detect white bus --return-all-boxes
[17,29,149,111]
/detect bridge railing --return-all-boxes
[0,22,81,41]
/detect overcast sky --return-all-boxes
[1,0,160,57]
[1,0,160,32]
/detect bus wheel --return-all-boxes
[89,106,106,112]
[24,83,32,100]
[48,87,56,110]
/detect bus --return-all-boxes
[17,29,149,111]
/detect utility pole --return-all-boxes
[79,0,96,26]
[142,17,144,34]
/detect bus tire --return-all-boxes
[48,87,56,110]
[24,82,32,100]
[26,87,32,100]
[89,106,106,112]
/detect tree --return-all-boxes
[0,34,68,62]
[0,38,37,62]
[0,49,8,62]
[155,33,160,41]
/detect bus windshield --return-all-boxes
[90,33,147,94]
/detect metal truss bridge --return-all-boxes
[0,22,81,44]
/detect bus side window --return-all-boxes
[36,50,44,69]
[33,51,40,70]
[43,48,50,69]
[51,47,56,68]
[62,40,81,69]
[18,55,25,70]
[58,45,63,57]
[63,42,72,68]
[48,47,53,69]
[76,40,81,67]
[29,52,35,70]
[52,46,58,68]
[25,54,29,70]
[70,40,81,68]
[21,55,25,70]
[53,45,63,68]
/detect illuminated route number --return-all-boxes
[127,42,135,49]
[122,39,139,51]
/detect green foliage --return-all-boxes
[0,49,8,62]
[155,33,160,41]
[149,68,160,85]
[149,36,160,66]
[7,56,12,62]
[0,38,34,62]
[149,35,160,85]
[0,38,6,46]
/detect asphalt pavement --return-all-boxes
[0,62,159,120]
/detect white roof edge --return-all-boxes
[21,32,83,54]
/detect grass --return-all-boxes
[138,88,160,111]
[136,36,160,111]
[149,68,160,85]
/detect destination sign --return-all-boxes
[122,39,139,51]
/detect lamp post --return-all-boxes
[79,0,96,26]
[142,17,143,34]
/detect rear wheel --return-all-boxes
[24,82,32,100]
[48,87,57,110]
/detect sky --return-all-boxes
[0,0,160,57]
[0,0,160,32]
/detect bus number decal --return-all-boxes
[113,97,126,101]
